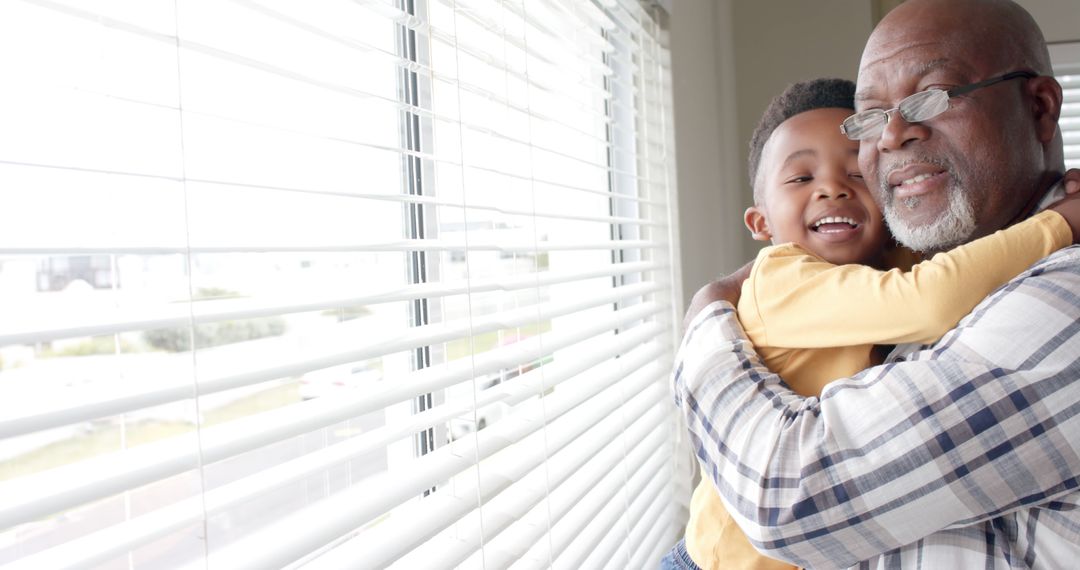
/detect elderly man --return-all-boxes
[670,0,1080,568]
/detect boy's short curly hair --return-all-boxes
[748,78,856,204]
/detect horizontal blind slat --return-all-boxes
[172,280,660,395]
[582,464,669,570]
[2,0,681,566]
[0,321,665,532]
[0,239,664,255]
[1,261,663,346]
[2,298,665,439]
[632,501,679,570]
[625,482,677,569]
[0,158,669,210]
[199,353,668,569]
[7,319,668,567]
[322,394,671,569]
[476,425,671,569]
[434,0,615,68]
[553,452,670,569]
[24,0,404,106]
[509,439,667,569]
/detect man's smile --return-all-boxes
[885,164,949,200]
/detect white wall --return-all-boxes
[669,0,1079,310]
[668,0,744,306]
[669,0,873,306]
[729,1,875,260]
[1015,0,1080,43]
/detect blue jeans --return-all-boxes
[659,538,703,570]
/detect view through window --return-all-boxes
[1051,41,1080,171]
[0,0,684,568]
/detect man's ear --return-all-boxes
[744,206,771,241]
[1027,75,1063,144]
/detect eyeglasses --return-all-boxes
[840,71,1037,141]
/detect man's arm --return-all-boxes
[673,249,1080,568]
[681,260,751,332]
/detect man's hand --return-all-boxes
[682,261,753,333]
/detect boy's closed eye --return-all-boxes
[785,172,863,185]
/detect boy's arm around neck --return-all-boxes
[749,210,1072,349]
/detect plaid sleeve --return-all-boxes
[672,248,1080,568]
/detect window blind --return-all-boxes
[0,0,685,568]
[1051,41,1080,170]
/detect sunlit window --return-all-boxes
[0,1,682,567]
[1051,41,1080,171]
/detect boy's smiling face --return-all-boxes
[745,107,888,266]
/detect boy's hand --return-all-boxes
[1046,169,1080,242]
[1065,168,1080,195]
[1048,194,1080,243]
[682,261,753,333]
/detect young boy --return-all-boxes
[675,78,1080,570]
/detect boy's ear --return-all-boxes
[744,206,771,241]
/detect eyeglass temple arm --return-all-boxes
[947,71,1038,97]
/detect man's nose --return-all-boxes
[876,112,931,152]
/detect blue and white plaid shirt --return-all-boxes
[673,236,1080,567]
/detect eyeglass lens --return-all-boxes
[844,90,949,140]
[842,72,1036,140]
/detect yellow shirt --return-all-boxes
[684,210,1072,570]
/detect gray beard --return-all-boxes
[881,181,977,253]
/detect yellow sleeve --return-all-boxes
[750,210,1072,348]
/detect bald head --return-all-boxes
[864,0,1052,80]
[854,0,1064,252]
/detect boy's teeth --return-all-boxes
[813,216,857,228]
[899,172,934,186]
